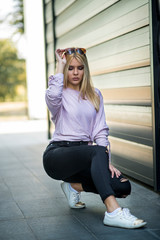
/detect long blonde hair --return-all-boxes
[63,52,100,112]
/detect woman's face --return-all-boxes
[67,57,84,90]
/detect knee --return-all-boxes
[115,177,131,198]
[120,178,131,197]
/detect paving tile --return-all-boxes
[148,229,160,239]
[27,215,97,240]
[70,197,148,236]
[17,197,71,218]
[36,176,65,198]
[11,147,38,159]
[81,192,104,207]
[29,168,46,177]
[4,176,50,202]
[130,181,160,202]
[0,177,4,183]
[98,229,159,240]
[116,188,160,230]
[19,156,42,163]
[22,160,43,169]
[72,191,160,236]
[0,167,33,178]
[0,219,36,240]
[72,210,159,240]
[0,148,14,158]
[0,123,160,240]
[0,156,19,167]
[0,201,24,220]
[0,132,47,146]
[0,182,13,202]
[23,161,46,176]
[136,205,160,229]
[71,208,110,235]
[116,193,147,208]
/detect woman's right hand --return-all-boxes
[55,49,67,74]
[55,49,67,65]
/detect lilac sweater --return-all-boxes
[45,73,111,160]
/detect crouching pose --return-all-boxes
[43,47,147,229]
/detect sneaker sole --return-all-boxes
[103,221,147,229]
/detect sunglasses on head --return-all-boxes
[64,48,86,56]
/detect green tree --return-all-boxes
[10,0,24,35]
[0,0,24,36]
[0,39,26,101]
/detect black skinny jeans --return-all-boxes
[43,142,131,202]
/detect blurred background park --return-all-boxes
[0,0,28,121]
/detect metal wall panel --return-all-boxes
[54,0,76,16]
[44,0,56,81]
[56,0,149,48]
[55,0,119,37]
[43,0,155,186]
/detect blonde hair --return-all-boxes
[63,52,100,112]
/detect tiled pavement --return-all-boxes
[0,120,160,240]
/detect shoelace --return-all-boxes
[122,208,137,221]
[72,192,81,203]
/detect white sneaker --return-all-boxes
[103,208,147,229]
[61,182,86,209]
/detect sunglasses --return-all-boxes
[64,48,86,56]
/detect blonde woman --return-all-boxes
[43,48,147,229]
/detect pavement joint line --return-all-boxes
[147,229,160,240]
[15,200,26,219]
[25,218,39,240]
[3,179,15,202]
[35,175,58,194]
[73,214,99,240]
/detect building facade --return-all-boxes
[42,0,160,191]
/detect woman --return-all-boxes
[43,48,147,229]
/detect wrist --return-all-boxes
[56,61,66,73]
[56,64,65,74]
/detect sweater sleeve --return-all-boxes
[45,73,64,121]
[92,89,111,161]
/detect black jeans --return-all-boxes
[43,142,131,202]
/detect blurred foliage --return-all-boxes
[0,0,24,36]
[0,39,26,101]
[10,0,24,35]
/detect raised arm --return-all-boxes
[45,49,66,121]
[55,49,67,74]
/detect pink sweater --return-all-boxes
[45,73,111,160]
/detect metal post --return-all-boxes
[42,0,56,139]
[42,0,51,139]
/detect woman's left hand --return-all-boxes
[109,163,121,178]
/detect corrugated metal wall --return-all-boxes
[43,0,154,186]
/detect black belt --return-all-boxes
[49,141,89,147]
